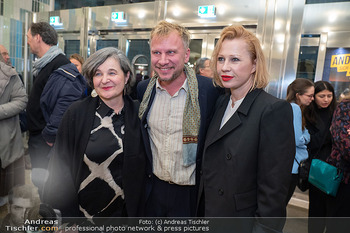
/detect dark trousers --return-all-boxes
[326,182,350,233]
[28,133,51,169]
[308,184,328,233]
[28,133,51,197]
[145,175,196,217]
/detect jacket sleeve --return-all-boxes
[0,75,27,120]
[41,76,84,144]
[291,103,310,148]
[254,100,295,233]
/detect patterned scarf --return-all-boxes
[139,64,200,166]
[32,46,64,77]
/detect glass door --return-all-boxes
[88,33,124,57]
[124,33,151,77]
[189,32,221,69]
[296,36,320,82]
[57,33,81,58]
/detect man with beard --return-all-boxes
[137,21,220,217]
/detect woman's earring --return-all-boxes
[91,89,98,97]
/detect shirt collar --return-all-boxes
[156,78,188,93]
[96,98,114,117]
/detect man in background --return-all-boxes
[0,50,27,207]
[0,45,11,66]
[26,22,85,196]
[195,57,213,78]
[137,21,220,217]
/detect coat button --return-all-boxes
[200,170,203,175]
[218,189,224,195]
[226,154,232,160]
[148,174,152,178]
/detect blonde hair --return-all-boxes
[150,20,191,50]
[211,25,268,90]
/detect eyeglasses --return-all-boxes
[303,94,314,98]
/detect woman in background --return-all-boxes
[304,81,336,233]
[43,47,145,220]
[70,53,92,96]
[69,53,84,73]
[285,78,314,204]
[326,90,350,233]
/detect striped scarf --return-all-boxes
[138,64,200,166]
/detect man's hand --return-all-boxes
[46,141,54,147]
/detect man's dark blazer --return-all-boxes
[137,75,220,203]
[198,89,295,232]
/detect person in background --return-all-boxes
[0,53,27,207]
[137,20,220,217]
[0,45,12,66]
[195,57,213,78]
[26,22,84,196]
[325,89,350,233]
[70,53,91,97]
[198,25,295,233]
[43,47,146,220]
[339,88,349,100]
[129,73,143,100]
[0,184,40,233]
[0,44,28,134]
[69,53,84,73]
[304,81,337,233]
[285,78,314,204]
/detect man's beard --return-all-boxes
[156,67,183,83]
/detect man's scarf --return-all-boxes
[139,64,200,166]
[32,46,64,77]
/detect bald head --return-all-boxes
[0,45,11,66]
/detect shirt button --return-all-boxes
[218,189,224,195]
[226,154,232,160]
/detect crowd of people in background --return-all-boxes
[0,20,349,233]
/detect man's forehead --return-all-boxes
[11,197,33,208]
[152,31,179,39]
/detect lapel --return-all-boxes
[141,85,156,123]
[79,96,99,150]
[198,77,208,141]
[205,89,263,148]
[141,85,156,164]
[74,96,99,182]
